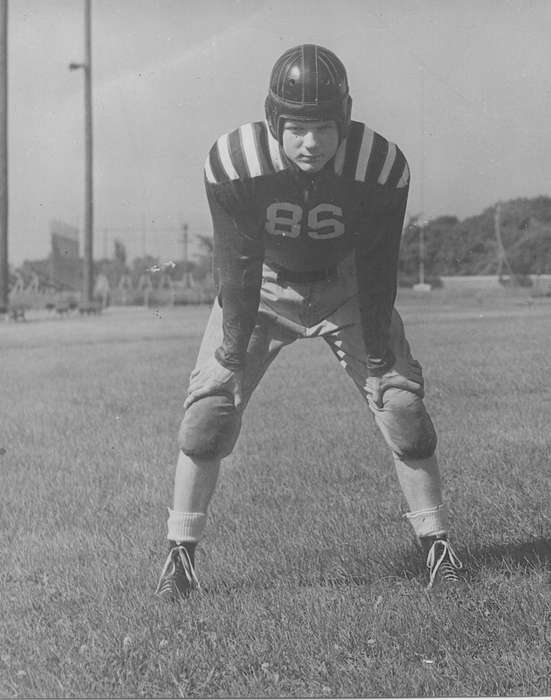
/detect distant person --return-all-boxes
[156,44,464,600]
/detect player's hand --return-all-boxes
[184,355,244,410]
[364,364,423,409]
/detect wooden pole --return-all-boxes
[419,223,425,285]
[0,0,8,313]
[83,0,94,303]
[181,223,192,287]
[494,201,514,282]
[182,223,188,266]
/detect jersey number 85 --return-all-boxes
[265,202,345,240]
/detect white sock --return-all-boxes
[404,504,449,540]
[166,509,206,543]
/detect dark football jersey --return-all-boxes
[204,119,410,374]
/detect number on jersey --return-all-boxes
[265,202,344,240]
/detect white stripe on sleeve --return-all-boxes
[377,142,397,185]
[240,123,262,178]
[218,133,239,180]
[354,127,375,182]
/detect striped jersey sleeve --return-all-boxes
[204,120,285,185]
[334,120,410,189]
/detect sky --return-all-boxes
[5,0,551,265]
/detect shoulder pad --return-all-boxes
[204,121,286,184]
[334,120,410,188]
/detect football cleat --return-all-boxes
[155,542,200,602]
[422,536,465,589]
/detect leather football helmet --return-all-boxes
[265,44,352,143]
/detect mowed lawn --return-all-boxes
[1,291,550,698]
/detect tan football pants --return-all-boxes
[182,254,437,460]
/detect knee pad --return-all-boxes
[379,388,437,459]
[178,393,242,459]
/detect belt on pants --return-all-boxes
[272,265,338,285]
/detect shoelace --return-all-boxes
[174,545,201,590]
[156,545,200,596]
[426,539,463,589]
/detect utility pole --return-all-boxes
[181,224,191,287]
[181,223,192,287]
[494,201,514,282]
[141,213,146,257]
[412,66,430,292]
[412,216,431,292]
[70,0,94,304]
[0,0,8,313]
[181,223,188,265]
[418,222,425,286]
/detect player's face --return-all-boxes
[281,119,339,172]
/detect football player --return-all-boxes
[156,44,464,600]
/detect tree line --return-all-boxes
[13,195,551,293]
[399,195,551,286]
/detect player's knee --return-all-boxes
[394,429,437,460]
[382,388,437,459]
[178,393,242,459]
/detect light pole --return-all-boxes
[412,216,431,292]
[419,221,425,286]
[69,0,94,305]
[0,0,8,313]
[181,223,191,287]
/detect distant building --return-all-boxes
[49,220,82,290]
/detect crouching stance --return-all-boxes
[156,44,464,601]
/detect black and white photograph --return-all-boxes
[1,0,550,697]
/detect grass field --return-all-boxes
[1,289,550,698]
